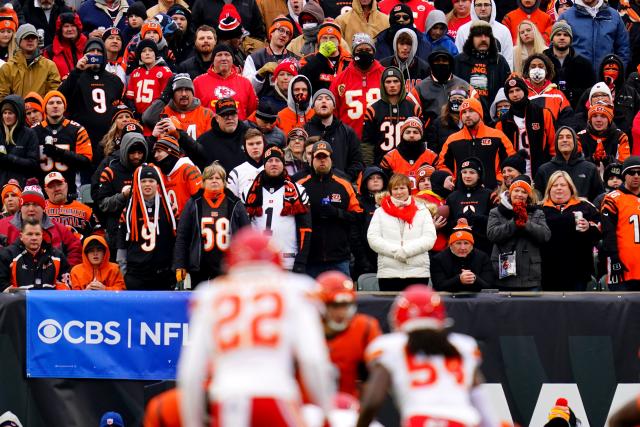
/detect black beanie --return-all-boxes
[139,164,161,183]
[127,1,147,18]
[603,162,622,183]
[460,157,483,176]
[504,75,528,98]
[136,39,158,61]
[501,150,528,174]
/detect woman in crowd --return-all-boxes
[487,175,551,290]
[426,86,468,154]
[367,173,437,291]
[540,171,600,291]
[283,127,308,176]
[523,53,573,126]
[0,7,17,63]
[0,95,39,187]
[513,20,547,73]
[100,104,135,159]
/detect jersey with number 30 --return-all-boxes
[365,332,481,426]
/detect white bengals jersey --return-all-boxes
[227,162,263,197]
[178,265,334,427]
[365,332,481,426]
[246,184,308,270]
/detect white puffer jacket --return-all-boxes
[367,198,437,279]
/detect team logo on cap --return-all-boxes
[460,100,470,110]
[265,146,283,157]
[508,79,516,87]
[461,160,470,168]
[317,142,328,150]
[532,122,540,130]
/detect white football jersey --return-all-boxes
[227,161,263,197]
[365,332,481,426]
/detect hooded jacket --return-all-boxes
[534,126,604,201]
[335,0,389,50]
[277,75,315,134]
[560,0,630,75]
[0,95,39,187]
[380,28,431,92]
[0,49,61,100]
[454,0,514,68]
[502,0,553,44]
[424,11,459,56]
[43,13,87,79]
[193,119,249,172]
[353,166,387,275]
[193,65,258,120]
[543,47,596,109]
[374,26,432,61]
[70,235,125,290]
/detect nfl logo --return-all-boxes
[532,123,540,130]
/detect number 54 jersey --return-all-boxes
[365,332,481,426]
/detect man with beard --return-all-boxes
[277,74,314,134]
[167,5,195,65]
[305,89,364,181]
[143,73,214,140]
[454,20,510,109]
[363,66,421,166]
[177,25,216,80]
[43,172,99,239]
[101,27,126,84]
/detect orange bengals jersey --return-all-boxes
[601,189,640,281]
[163,104,214,140]
[164,159,202,218]
[327,313,382,397]
[380,149,439,191]
[144,388,182,427]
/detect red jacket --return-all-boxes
[0,213,82,266]
[43,13,87,79]
[193,67,258,120]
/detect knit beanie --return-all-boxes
[217,4,242,40]
[154,135,181,158]
[603,162,622,183]
[264,145,285,162]
[547,398,571,422]
[469,20,492,38]
[504,74,528,98]
[111,103,134,124]
[352,32,375,52]
[140,20,163,40]
[269,15,294,40]
[24,92,43,114]
[509,174,533,196]
[460,157,483,176]
[317,19,342,43]
[312,88,336,107]
[127,1,147,18]
[15,24,37,45]
[274,58,298,77]
[588,102,614,124]
[459,97,483,119]
[20,178,45,209]
[550,19,572,41]
[171,73,194,92]
[84,37,105,54]
[1,179,21,201]
[399,116,423,137]
[136,38,158,61]
[449,218,474,245]
[622,155,640,177]
[589,82,612,102]
[139,164,161,183]
[501,150,527,174]
[102,27,122,42]
[43,90,67,110]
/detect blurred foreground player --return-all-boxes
[356,285,497,427]
[178,227,335,427]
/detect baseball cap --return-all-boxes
[99,412,124,427]
[215,98,237,116]
[44,172,65,187]
[312,140,333,157]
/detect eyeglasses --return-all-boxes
[627,170,640,176]
[275,27,292,37]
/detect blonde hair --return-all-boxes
[100,120,124,156]
[541,170,581,205]
[513,20,547,74]
[202,161,227,183]
[1,102,17,145]
[388,173,412,192]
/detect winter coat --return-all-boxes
[77,0,129,35]
[193,120,249,172]
[191,0,265,40]
[425,114,461,155]
[453,45,511,107]
[334,0,389,51]
[193,67,258,120]
[543,47,596,109]
[23,0,72,48]
[540,198,600,291]
[176,52,212,81]
[379,29,430,93]
[0,239,69,291]
[559,1,630,75]
[353,166,387,276]
[487,200,551,290]
[0,95,39,188]
[245,116,286,147]
[70,235,125,290]
[367,196,437,279]
[43,13,87,79]
[431,247,495,291]
[375,27,431,61]
[257,0,288,36]
[619,0,640,72]
[0,50,60,99]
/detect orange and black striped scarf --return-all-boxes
[244,170,308,217]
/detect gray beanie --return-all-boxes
[171,73,194,92]
[15,24,37,45]
[550,20,572,41]
[312,88,336,107]
[352,32,375,53]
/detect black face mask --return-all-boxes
[431,63,451,82]
[354,51,374,70]
[449,99,463,112]
[509,96,528,116]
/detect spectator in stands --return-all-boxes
[415,164,449,253]
[143,73,214,140]
[367,173,437,291]
[97,105,134,167]
[59,38,124,167]
[34,90,93,195]
[454,0,513,68]
[0,24,60,99]
[560,0,630,76]
[95,127,148,255]
[454,21,510,109]
[594,162,622,209]
[298,19,351,92]
[193,98,250,172]
[70,235,125,290]
[487,175,550,290]
[380,117,439,192]
[0,180,81,267]
[0,218,70,291]
[305,89,364,181]
[331,33,383,140]
[0,9,17,65]
[117,164,177,290]
[496,75,556,179]
[378,0,434,33]
[535,126,604,201]
[424,11,458,57]
[167,5,195,65]
[502,0,552,44]
[577,103,630,166]
[245,99,286,147]
[1,179,20,219]
[284,128,308,176]
[620,0,640,73]
[257,58,296,112]
[497,150,527,196]
[601,156,640,290]
[410,49,468,132]
[152,135,202,218]
[298,140,363,277]
[101,27,126,84]
[437,97,515,189]
[227,128,265,197]
[281,0,305,39]
[78,0,128,35]
[287,4,350,57]
[0,95,39,188]
[193,44,257,119]
[244,145,311,272]
[174,161,250,286]
[335,0,388,48]
[0,411,23,427]
[23,92,44,127]
[543,21,595,109]
[191,0,266,41]
[431,218,495,291]
[277,75,314,134]
[380,28,431,93]
[512,20,547,74]
[210,6,248,70]
[447,0,471,40]
[374,4,431,61]
[522,53,573,127]
[176,25,216,80]
[425,86,468,155]
[43,12,86,79]
[540,171,600,291]
[44,172,99,239]
[122,2,145,46]
[23,0,69,48]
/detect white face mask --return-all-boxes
[529,67,546,82]
[302,22,317,29]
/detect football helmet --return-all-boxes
[225,227,282,269]
[388,284,452,332]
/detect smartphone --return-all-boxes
[86,54,104,65]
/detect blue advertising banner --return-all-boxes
[26,291,191,380]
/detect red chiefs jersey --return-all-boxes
[330,61,385,139]
[126,64,173,115]
[377,0,435,32]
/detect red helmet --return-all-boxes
[225,227,282,270]
[389,284,451,332]
[317,271,356,304]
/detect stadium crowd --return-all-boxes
[0,0,638,295]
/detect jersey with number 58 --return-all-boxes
[365,332,481,425]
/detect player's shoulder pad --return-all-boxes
[365,332,405,364]
[448,332,481,360]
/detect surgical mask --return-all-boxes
[302,22,317,29]
[449,98,463,112]
[496,106,510,118]
[529,67,546,82]
[354,51,374,70]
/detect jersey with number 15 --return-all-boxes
[126,65,173,115]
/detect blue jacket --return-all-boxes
[559,3,630,75]
[78,0,129,35]
[375,28,432,60]
[427,34,458,57]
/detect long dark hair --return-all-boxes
[407,329,461,358]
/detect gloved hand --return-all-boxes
[513,201,528,228]
[257,61,278,77]
[43,144,62,158]
[319,202,341,219]
[393,247,408,262]
[319,41,337,58]
[608,255,627,285]
[176,268,187,282]
[159,75,176,104]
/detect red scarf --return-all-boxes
[381,195,418,225]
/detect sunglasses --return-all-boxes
[627,170,640,176]
[395,13,411,21]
